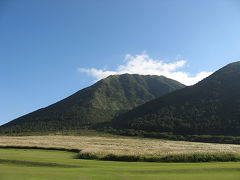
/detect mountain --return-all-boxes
[0,74,185,133]
[112,62,240,136]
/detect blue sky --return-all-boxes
[1,0,240,125]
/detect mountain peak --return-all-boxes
[104,73,165,79]
[226,61,240,66]
[112,62,240,136]
[0,74,185,133]
[215,61,240,74]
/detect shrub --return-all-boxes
[76,152,240,162]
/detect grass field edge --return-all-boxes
[0,145,80,153]
[1,145,240,163]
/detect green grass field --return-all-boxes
[0,148,239,180]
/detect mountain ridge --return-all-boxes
[112,61,240,136]
[0,74,185,133]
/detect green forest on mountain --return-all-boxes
[0,74,184,133]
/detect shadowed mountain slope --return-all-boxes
[112,62,240,136]
[0,74,185,133]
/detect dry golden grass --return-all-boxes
[0,135,240,156]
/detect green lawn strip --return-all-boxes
[0,163,239,180]
[0,158,78,168]
[0,148,81,167]
[0,148,240,180]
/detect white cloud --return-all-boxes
[78,53,212,86]
[78,68,117,80]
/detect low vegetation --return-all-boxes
[0,135,240,156]
[1,145,239,163]
[76,152,240,162]
[99,127,240,144]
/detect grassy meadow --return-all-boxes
[0,148,240,180]
[0,134,240,156]
[0,135,240,179]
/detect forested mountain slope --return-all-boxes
[0,74,184,133]
[112,62,240,136]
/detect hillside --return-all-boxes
[0,74,185,133]
[112,62,240,137]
